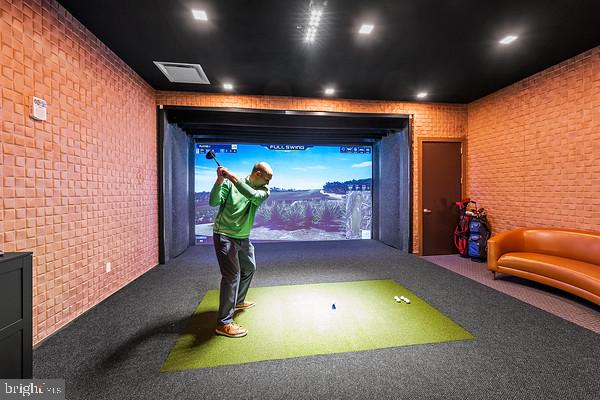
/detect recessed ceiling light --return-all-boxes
[417,92,428,99]
[359,24,374,34]
[223,83,234,90]
[499,35,518,44]
[305,6,324,43]
[192,10,208,21]
[324,87,335,96]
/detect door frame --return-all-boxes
[417,137,467,256]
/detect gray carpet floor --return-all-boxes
[33,240,600,400]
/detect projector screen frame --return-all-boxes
[157,105,411,263]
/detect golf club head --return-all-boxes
[205,149,216,160]
[205,149,221,167]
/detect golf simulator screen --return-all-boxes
[195,143,372,244]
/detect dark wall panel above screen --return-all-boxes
[166,107,408,145]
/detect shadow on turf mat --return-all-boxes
[185,311,221,347]
[96,312,218,371]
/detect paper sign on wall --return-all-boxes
[31,96,47,121]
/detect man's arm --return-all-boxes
[233,180,270,206]
[208,168,231,206]
[224,171,269,206]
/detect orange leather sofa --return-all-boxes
[487,228,600,306]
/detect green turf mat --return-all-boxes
[161,279,473,371]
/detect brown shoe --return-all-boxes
[215,322,248,338]
[235,300,256,310]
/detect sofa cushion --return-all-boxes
[498,252,600,295]
[522,229,600,265]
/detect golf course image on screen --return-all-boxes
[195,143,372,243]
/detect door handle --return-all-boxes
[423,208,432,214]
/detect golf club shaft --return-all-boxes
[206,150,230,178]
[212,158,232,179]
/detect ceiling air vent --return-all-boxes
[153,61,210,84]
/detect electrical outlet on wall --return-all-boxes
[106,262,112,273]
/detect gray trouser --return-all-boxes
[213,233,256,325]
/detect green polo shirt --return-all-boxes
[209,176,270,239]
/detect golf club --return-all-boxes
[205,149,230,178]
[205,149,221,167]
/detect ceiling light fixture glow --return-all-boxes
[223,83,234,90]
[192,10,208,21]
[324,87,335,96]
[305,7,324,43]
[359,24,374,34]
[499,35,518,44]
[417,92,428,99]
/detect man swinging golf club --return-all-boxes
[208,156,273,338]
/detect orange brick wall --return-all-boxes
[467,46,600,233]
[0,0,158,344]
[156,92,468,253]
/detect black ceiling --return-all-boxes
[57,0,600,103]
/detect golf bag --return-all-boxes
[453,198,475,258]
[467,209,491,262]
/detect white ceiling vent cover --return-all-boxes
[153,61,210,84]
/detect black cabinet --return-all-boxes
[0,252,32,379]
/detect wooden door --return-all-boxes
[422,141,463,255]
